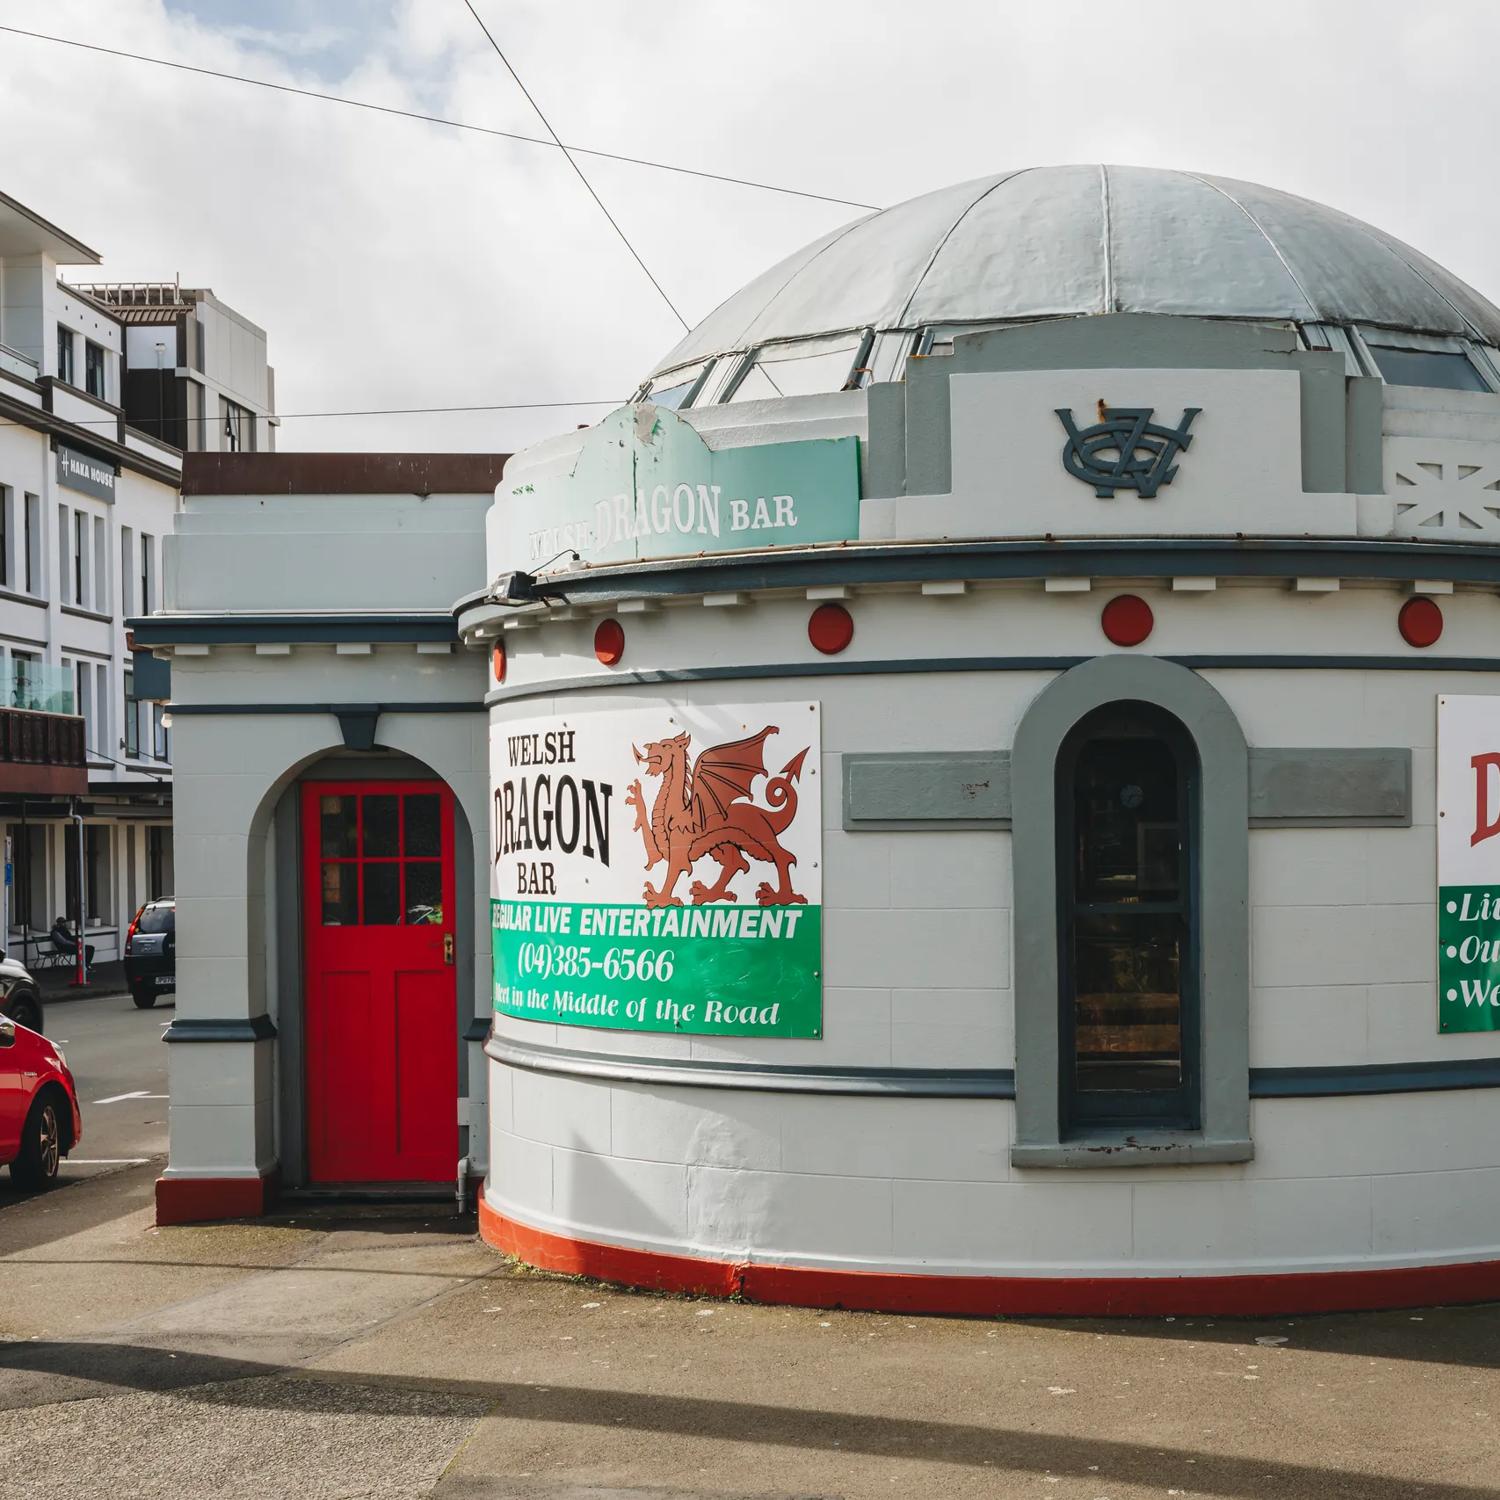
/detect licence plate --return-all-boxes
[156,977,176,990]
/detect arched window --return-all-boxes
[1056,703,1201,1131]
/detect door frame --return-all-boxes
[275,756,473,1189]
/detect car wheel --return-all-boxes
[131,986,157,1010]
[6,989,42,1032]
[10,1095,63,1189]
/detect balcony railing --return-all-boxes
[0,663,75,716]
[0,708,85,769]
[0,341,39,382]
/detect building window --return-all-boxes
[93,515,107,612]
[24,492,37,594]
[1368,344,1489,393]
[140,533,154,614]
[85,340,106,400]
[9,650,36,710]
[124,670,138,757]
[223,399,253,452]
[147,825,173,899]
[56,327,75,385]
[64,824,112,927]
[1057,704,1200,1132]
[73,660,92,753]
[72,510,85,606]
[0,485,9,590]
[152,701,169,762]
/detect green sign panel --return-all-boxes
[504,402,860,570]
[492,899,822,1037]
[1439,888,1500,1033]
[1438,695,1500,1032]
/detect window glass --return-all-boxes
[1073,912,1182,1093]
[646,360,711,410]
[1061,711,1198,1129]
[137,903,174,934]
[321,862,358,925]
[320,796,357,857]
[363,795,399,857]
[85,340,106,399]
[56,327,74,384]
[405,861,442,923]
[720,334,866,403]
[1370,345,1488,392]
[362,862,401,924]
[404,794,440,858]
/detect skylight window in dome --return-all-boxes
[643,359,715,410]
[1358,330,1494,393]
[718,331,873,404]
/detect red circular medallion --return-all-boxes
[594,618,626,666]
[491,641,506,684]
[1101,594,1154,647]
[808,602,854,655]
[1399,596,1443,648]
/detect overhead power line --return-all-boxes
[0,398,620,433]
[458,0,688,331]
[0,24,878,212]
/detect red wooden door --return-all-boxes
[302,780,457,1183]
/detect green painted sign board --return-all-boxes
[503,402,860,570]
[1438,695,1500,1032]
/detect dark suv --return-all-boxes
[124,898,175,1010]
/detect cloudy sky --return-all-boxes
[1,0,1496,454]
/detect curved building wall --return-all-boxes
[479,578,1500,1303]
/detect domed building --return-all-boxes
[147,167,1500,1314]
[464,164,1500,1314]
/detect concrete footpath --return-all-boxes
[2,1166,1499,1499]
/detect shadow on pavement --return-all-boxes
[1,1339,1496,1500]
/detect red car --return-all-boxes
[0,1012,81,1189]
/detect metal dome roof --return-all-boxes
[648,164,1500,379]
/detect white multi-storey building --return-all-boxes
[0,188,274,965]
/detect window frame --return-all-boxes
[56,326,75,385]
[1010,655,1251,1168]
[84,339,106,400]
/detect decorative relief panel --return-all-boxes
[1385,437,1500,540]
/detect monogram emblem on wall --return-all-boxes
[1056,401,1201,498]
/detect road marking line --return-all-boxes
[92,1091,168,1104]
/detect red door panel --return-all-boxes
[302,781,457,1184]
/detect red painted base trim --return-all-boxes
[479,1195,1500,1317]
[155,1169,279,1227]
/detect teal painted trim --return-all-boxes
[1346,376,1385,494]
[164,1015,277,1043]
[843,751,1011,828]
[494,538,1500,603]
[129,613,458,646]
[1009,656,1251,1164]
[462,1016,492,1043]
[484,1034,1500,1100]
[487,654,1500,709]
[488,1034,1016,1098]
[170,701,484,716]
[1252,1060,1500,1097]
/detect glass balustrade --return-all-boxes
[0,662,76,715]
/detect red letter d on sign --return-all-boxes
[1472,753,1500,846]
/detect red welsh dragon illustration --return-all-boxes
[624,724,809,908]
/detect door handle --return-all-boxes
[443,933,454,967]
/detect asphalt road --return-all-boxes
[0,987,170,1213]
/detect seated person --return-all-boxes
[49,915,95,967]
